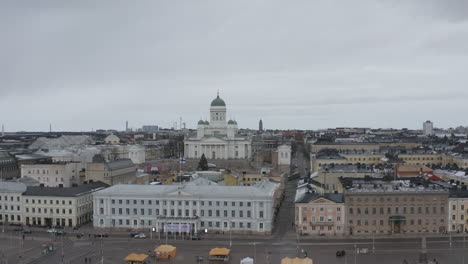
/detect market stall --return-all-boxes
[154,245,177,259]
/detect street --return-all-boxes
[1,229,468,264]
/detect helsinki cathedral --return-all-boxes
[184,93,251,160]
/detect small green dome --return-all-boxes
[204,121,210,125]
[198,120,205,125]
[211,95,226,107]
[228,120,237,125]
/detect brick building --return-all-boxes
[342,177,448,236]
[295,192,344,236]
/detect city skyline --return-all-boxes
[2,1,468,131]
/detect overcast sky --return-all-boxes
[2,1,468,132]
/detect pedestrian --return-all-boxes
[85,257,88,264]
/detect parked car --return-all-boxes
[191,236,201,240]
[22,229,32,234]
[93,233,109,238]
[129,232,139,238]
[13,227,24,232]
[47,228,57,233]
[133,233,146,239]
[336,250,346,257]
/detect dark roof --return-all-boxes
[296,192,344,204]
[449,187,468,198]
[23,182,109,197]
[0,152,14,160]
[210,95,226,107]
[105,159,135,171]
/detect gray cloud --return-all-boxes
[1,0,468,131]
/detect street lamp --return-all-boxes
[229,220,232,248]
[372,230,375,253]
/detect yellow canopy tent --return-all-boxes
[209,248,231,256]
[281,257,313,264]
[154,245,177,259]
[208,248,231,261]
[124,253,149,264]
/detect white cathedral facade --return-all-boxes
[184,94,252,160]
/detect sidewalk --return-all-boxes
[296,232,468,241]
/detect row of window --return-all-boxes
[25,207,73,215]
[106,199,258,208]
[303,215,341,222]
[0,214,21,221]
[349,218,444,226]
[452,214,466,221]
[302,207,341,212]
[102,207,261,218]
[34,177,65,183]
[0,205,20,211]
[348,196,445,203]
[303,225,341,231]
[348,206,445,215]
[0,196,20,202]
[452,204,466,211]
[26,169,75,174]
[25,199,72,205]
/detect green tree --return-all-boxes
[198,154,208,171]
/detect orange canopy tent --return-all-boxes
[124,253,149,264]
[281,257,313,264]
[209,248,231,256]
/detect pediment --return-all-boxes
[310,197,335,204]
[166,190,195,196]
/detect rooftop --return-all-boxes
[94,180,279,199]
[341,177,447,194]
[295,192,344,204]
[0,181,27,193]
[105,159,135,171]
[23,182,109,197]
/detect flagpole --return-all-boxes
[179,155,182,183]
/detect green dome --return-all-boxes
[228,120,237,125]
[211,95,226,107]
[198,120,205,125]
[204,121,210,125]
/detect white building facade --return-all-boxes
[99,145,146,164]
[277,144,292,165]
[184,94,251,160]
[20,162,80,187]
[423,120,434,136]
[93,181,279,234]
[0,182,26,225]
[22,182,108,227]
